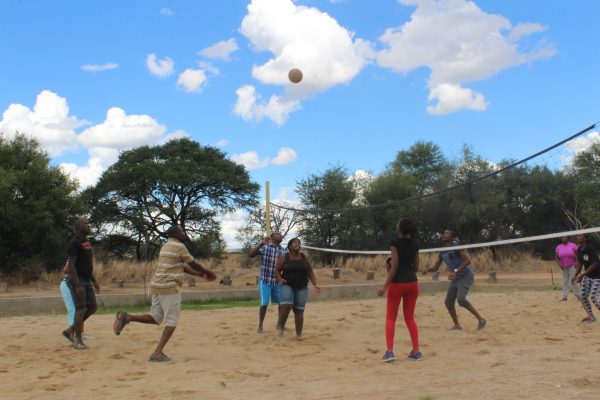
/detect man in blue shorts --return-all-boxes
[249,231,286,333]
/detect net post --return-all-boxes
[265,181,271,237]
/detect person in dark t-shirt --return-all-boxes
[572,233,600,324]
[66,217,100,350]
[378,217,422,362]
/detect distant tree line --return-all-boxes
[240,141,600,265]
[2,132,599,277]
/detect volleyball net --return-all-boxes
[267,122,600,260]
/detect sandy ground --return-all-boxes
[1,279,600,400]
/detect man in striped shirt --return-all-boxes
[113,225,216,362]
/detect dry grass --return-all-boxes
[33,247,541,287]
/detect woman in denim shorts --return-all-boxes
[275,238,320,338]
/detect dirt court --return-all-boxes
[1,273,600,400]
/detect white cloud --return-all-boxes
[348,169,374,183]
[214,139,228,147]
[146,53,175,77]
[271,147,297,165]
[160,8,174,16]
[219,208,247,249]
[275,187,297,202]
[198,61,220,76]
[0,90,88,157]
[561,131,600,166]
[162,130,190,143]
[231,151,270,170]
[0,91,188,189]
[234,85,301,125]
[236,0,370,124]
[64,108,170,188]
[200,38,239,61]
[77,107,166,148]
[176,68,207,93]
[509,22,546,41]
[376,0,556,114]
[347,169,374,204]
[60,147,120,189]
[231,147,298,169]
[426,83,487,115]
[81,63,118,72]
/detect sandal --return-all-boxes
[148,353,172,362]
[113,311,128,335]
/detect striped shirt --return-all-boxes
[258,243,286,286]
[150,238,195,295]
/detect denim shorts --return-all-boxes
[280,284,309,310]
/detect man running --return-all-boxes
[113,225,216,362]
[249,231,286,333]
[425,229,486,330]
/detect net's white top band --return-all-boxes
[303,227,600,255]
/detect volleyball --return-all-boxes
[288,68,303,84]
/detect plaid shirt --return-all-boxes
[258,242,286,286]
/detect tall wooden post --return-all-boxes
[265,181,271,237]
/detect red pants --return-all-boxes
[386,281,419,352]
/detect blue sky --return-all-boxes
[1,0,599,245]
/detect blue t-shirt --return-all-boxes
[439,249,473,280]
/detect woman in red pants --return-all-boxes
[378,217,422,362]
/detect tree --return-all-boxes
[360,171,417,248]
[0,133,82,276]
[447,144,499,243]
[389,141,448,195]
[236,203,300,267]
[88,138,259,259]
[296,165,356,264]
[570,142,600,228]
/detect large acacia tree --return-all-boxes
[88,138,259,259]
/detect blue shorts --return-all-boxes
[259,282,280,306]
[280,284,309,310]
[60,278,75,325]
